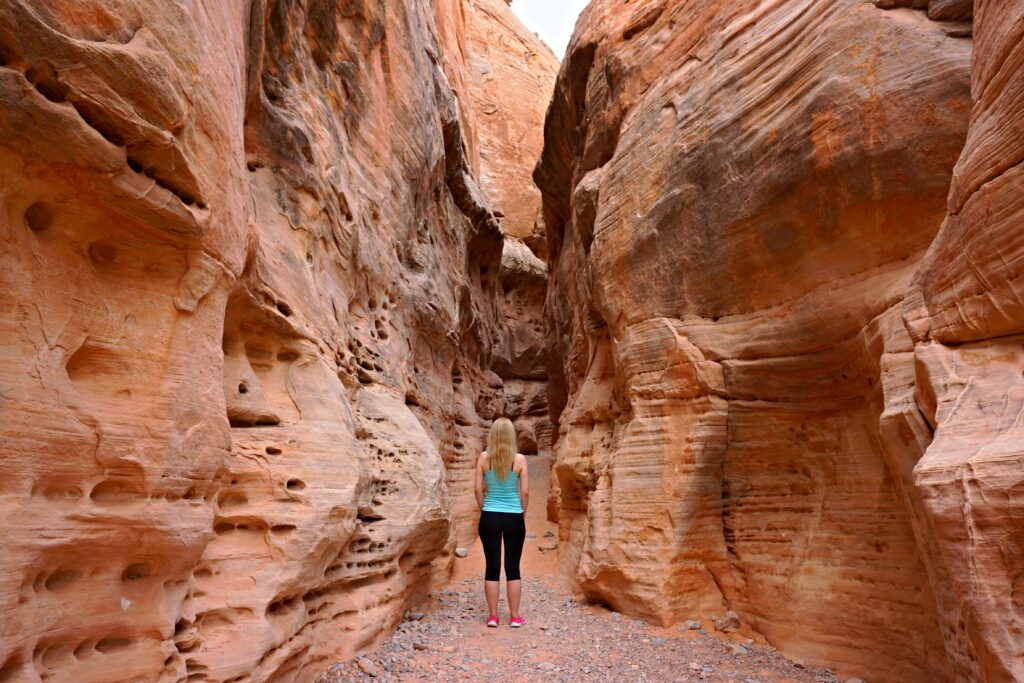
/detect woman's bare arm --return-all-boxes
[517,454,529,514]
[474,452,486,509]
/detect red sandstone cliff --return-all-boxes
[462,0,559,458]
[0,0,552,680]
[537,0,1020,680]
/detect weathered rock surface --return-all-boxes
[495,237,553,455]
[458,0,558,458]
[463,0,559,258]
[535,0,1020,680]
[0,1,551,682]
[902,1,1024,679]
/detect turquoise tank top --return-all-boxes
[482,468,523,513]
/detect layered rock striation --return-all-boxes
[460,0,559,458]
[0,0,552,681]
[537,0,1021,680]
[901,2,1024,679]
[463,0,559,258]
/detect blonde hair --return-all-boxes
[487,417,516,481]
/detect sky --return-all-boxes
[510,0,591,59]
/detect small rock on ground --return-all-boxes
[714,611,742,633]
[356,658,378,677]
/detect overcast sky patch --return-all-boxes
[510,0,590,59]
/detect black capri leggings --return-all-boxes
[478,511,526,581]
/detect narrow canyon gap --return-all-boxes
[1,1,1022,683]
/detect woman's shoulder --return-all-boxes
[514,453,528,470]
[477,451,489,468]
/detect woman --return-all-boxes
[474,417,529,628]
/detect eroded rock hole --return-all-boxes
[44,568,81,591]
[72,641,93,660]
[357,509,384,524]
[88,241,117,265]
[121,563,151,581]
[266,446,282,455]
[26,63,67,103]
[229,416,281,428]
[0,655,23,683]
[94,637,132,654]
[286,479,305,491]
[90,479,141,503]
[24,202,53,232]
[36,485,82,500]
[71,101,126,146]
[237,382,249,395]
[267,595,301,616]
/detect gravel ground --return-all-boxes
[315,576,843,683]
[316,456,854,683]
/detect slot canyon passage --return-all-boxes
[0,0,1022,682]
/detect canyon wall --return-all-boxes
[538,0,1021,680]
[902,1,1024,679]
[461,0,559,457]
[0,0,551,681]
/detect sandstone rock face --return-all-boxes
[535,0,1019,680]
[457,0,558,457]
[464,0,559,258]
[496,238,553,455]
[0,0,550,681]
[902,1,1024,679]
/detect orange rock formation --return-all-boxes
[0,0,553,681]
[463,0,558,458]
[537,0,1021,681]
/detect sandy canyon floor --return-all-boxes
[315,457,846,683]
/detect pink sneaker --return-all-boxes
[510,616,526,628]
[486,614,499,627]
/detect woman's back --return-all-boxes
[475,418,529,627]
[482,466,522,513]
